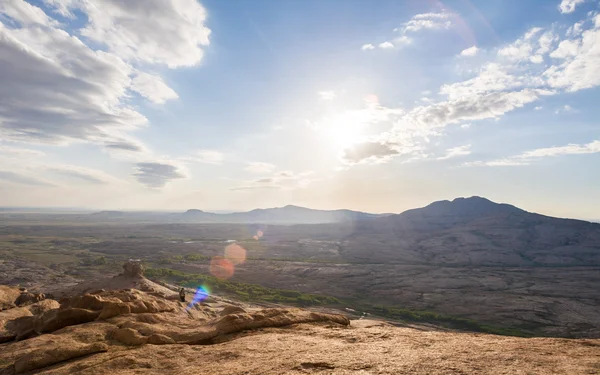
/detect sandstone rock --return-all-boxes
[109,327,147,346]
[15,292,45,306]
[27,299,60,315]
[147,333,175,345]
[0,286,21,311]
[13,342,108,374]
[39,308,100,333]
[123,261,144,277]
[220,305,247,316]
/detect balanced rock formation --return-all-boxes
[122,261,144,277]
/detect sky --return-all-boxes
[0,0,599,220]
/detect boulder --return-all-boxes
[15,292,45,307]
[0,286,21,311]
[220,305,247,316]
[123,261,145,277]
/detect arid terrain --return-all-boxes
[1,264,599,374]
[1,197,599,339]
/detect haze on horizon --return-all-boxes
[0,0,599,220]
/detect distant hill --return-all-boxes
[179,205,387,224]
[86,206,388,224]
[329,196,600,266]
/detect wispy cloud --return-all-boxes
[133,162,187,188]
[460,46,479,57]
[437,145,471,160]
[558,0,586,14]
[467,140,600,166]
[0,170,54,186]
[245,162,276,174]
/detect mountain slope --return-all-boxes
[287,196,600,267]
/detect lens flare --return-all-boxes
[209,256,234,279]
[186,285,210,310]
[224,243,246,265]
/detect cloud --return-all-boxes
[521,140,600,157]
[0,145,45,157]
[0,170,54,186]
[0,0,58,27]
[408,89,548,128]
[0,22,147,146]
[363,11,452,51]
[130,71,178,104]
[544,19,600,91]
[231,169,313,191]
[45,0,211,68]
[245,162,276,174]
[229,185,281,191]
[46,165,110,184]
[195,150,224,164]
[558,0,586,14]
[341,141,399,164]
[318,91,337,100]
[438,145,471,160]
[460,46,479,56]
[402,12,453,33]
[102,139,146,153]
[361,43,375,51]
[133,162,186,188]
[468,140,600,166]
[555,104,577,114]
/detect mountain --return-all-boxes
[324,196,600,266]
[86,206,388,224]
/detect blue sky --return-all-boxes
[0,0,599,219]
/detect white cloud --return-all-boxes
[550,39,581,59]
[521,140,600,157]
[378,41,394,49]
[133,162,186,188]
[0,0,58,27]
[535,106,543,110]
[45,0,211,68]
[403,12,453,33]
[438,145,471,160]
[460,46,479,56]
[245,162,276,174]
[460,123,471,129]
[468,140,600,166]
[558,0,586,14]
[530,55,544,63]
[409,89,548,128]
[195,150,224,164]
[554,104,577,113]
[318,91,337,100]
[361,43,375,51]
[130,71,178,104]
[341,141,400,164]
[0,22,147,146]
[566,21,585,37]
[544,21,600,91]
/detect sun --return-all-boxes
[323,111,367,149]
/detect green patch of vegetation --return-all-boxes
[146,268,529,337]
[145,268,340,306]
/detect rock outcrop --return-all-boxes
[122,261,144,277]
[0,287,350,374]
